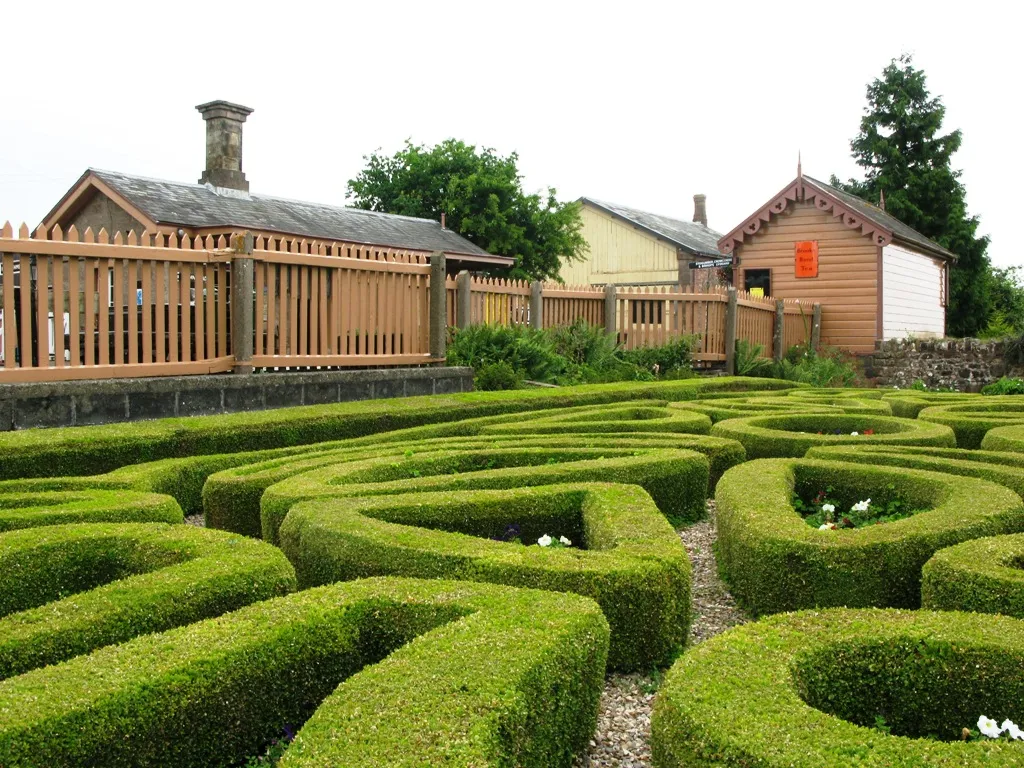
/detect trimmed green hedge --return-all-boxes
[710,413,956,458]
[922,534,1024,618]
[0,488,183,531]
[279,482,689,671]
[478,404,712,435]
[0,522,295,679]
[805,445,1024,498]
[715,458,1024,615]
[0,377,797,480]
[918,399,1024,448]
[260,446,711,545]
[882,391,983,418]
[0,577,609,768]
[982,425,1024,452]
[671,398,841,423]
[652,607,1024,767]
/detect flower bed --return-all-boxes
[0,522,295,678]
[279,482,688,671]
[715,458,1024,615]
[922,534,1024,618]
[918,400,1024,448]
[709,413,955,459]
[0,577,608,768]
[651,607,1024,767]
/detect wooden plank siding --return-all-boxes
[559,204,680,286]
[732,201,878,354]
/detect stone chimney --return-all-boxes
[693,194,708,227]
[196,100,254,192]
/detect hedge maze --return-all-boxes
[5,377,1024,765]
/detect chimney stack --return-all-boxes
[693,194,708,227]
[196,100,254,192]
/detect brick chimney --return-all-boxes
[693,194,708,227]
[196,100,254,192]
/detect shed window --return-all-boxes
[743,269,771,296]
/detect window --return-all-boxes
[743,268,771,296]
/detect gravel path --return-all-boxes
[574,500,747,767]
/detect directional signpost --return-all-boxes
[688,258,732,269]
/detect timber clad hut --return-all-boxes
[42,101,511,274]
[718,170,957,354]
[560,195,728,288]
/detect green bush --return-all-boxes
[882,390,983,418]
[983,377,1024,396]
[772,346,858,387]
[733,339,774,377]
[618,335,697,378]
[474,360,523,390]
[280,483,689,671]
[983,425,1024,453]
[0,523,295,679]
[922,534,1024,618]
[714,458,1024,615]
[447,323,563,383]
[0,577,609,768]
[710,413,956,459]
[478,405,712,437]
[652,607,1024,767]
[918,400,1024,448]
[0,488,183,531]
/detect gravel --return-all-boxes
[184,514,205,527]
[574,499,747,767]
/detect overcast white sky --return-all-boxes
[1,1,1020,268]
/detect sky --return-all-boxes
[1,1,1020,269]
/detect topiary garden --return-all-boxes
[4,375,1024,765]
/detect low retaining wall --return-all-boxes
[866,338,1019,392]
[0,367,474,430]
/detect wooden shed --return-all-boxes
[718,171,957,354]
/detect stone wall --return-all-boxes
[866,338,1021,392]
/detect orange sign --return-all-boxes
[795,241,819,278]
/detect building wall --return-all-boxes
[63,191,148,238]
[559,204,680,286]
[882,243,945,339]
[732,200,879,354]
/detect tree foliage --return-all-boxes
[346,139,586,281]
[831,55,991,336]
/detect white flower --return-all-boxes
[818,522,836,530]
[537,534,552,547]
[978,715,1002,738]
[852,499,871,513]
[821,503,836,514]
[1002,720,1024,740]
[851,431,859,436]
[559,536,572,546]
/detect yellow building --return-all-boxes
[560,196,728,288]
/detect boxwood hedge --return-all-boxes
[0,522,295,679]
[918,400,1024,448]
[0,488,183,531]
[0,577,609,768]
[279,482,689,671]
[652,607,1024,767]
[476,404,712,436]
[922,534,1024,618]
[882,391,983,418]
[715,458,1024,615]
[982,424,1024,453]
[710,413,956,459]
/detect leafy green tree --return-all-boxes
[831,55,991,336]
[346,139,586,281]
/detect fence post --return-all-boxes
[604,284,617,337]
[230,231,254,374]
[773,299,785,365]
[724,286,737,375]
[811,302,822,352]
[530,280,543,330]
[430,252,447,360]
[456,271,472,329]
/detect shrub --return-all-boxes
[0,577,609,768]
[0,523,295,678]
[279,483,689,671]
[0,488,183,531]
[983,377,1024,396]
[478,405,712,437]
[474,360,522,390]
[710,413,956,459]
[652,607,1024,767]
[734,339,774,377]
[983,425,1024,453]
[771,346,858,387]
[918,400,1024,448]
[922,534,1024,618]
[618,335,697,378]
[882,390,983,418]
[714,458,1024,615]
[447,323,563,383]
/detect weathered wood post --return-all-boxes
[456,271,472,329]
[724,286,738,375]
[529,280,543,330]
[773,299,785,365]
[430,252,447,360]
[811,302,822,352]
[230,231,254,374]
[604,284,617,337]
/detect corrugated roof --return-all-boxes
[804,176,957,260]
[580,198,726,257]
[88,169,500,259]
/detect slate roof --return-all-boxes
[579,198,725,258]
[804,176,957,260]
[70,169,507,262]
